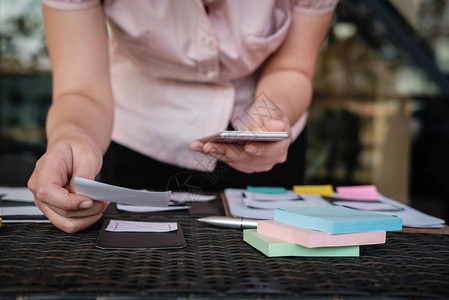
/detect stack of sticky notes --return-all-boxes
[243,206,402,257]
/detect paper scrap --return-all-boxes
[106,220,178,232]
[243,190,300,201]
[293,185,334,196]
[170,192,215,202]
[117,204,189,213]
[336,185,380,200]
[74,177,170,207]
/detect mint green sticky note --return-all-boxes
[243,229,359,257]
[246,186,287,194]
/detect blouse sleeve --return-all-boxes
[41,0,100,10]
[293,0,339,15]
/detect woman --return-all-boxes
[28,0,338,233]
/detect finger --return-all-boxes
[36,200,104,233]
[227,161,277,173]
[202,142,245,164]
[190,140,204,152]
[70,145,102,189]
[244,118,292,156]
[40,198,109,218]
[31,152,91,211]
[244,139,290,158]
[202,142,278,166]
[263,118,289,131]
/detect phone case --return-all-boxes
[198,131,289,143]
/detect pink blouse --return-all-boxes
[41,0,338,171]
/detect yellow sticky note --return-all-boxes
[0,218,2,228]
[293,185,334,196]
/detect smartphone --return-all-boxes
[198,131,290,143]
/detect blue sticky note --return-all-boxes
[274,206,402,234]
[246,186,287,194]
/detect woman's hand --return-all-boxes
[190,117,292,173]
[28,131,109,233]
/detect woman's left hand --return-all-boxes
[190,118,292,173]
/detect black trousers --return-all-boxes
[100,128,307,191]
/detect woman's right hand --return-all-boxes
[28,131,109,233]
[30,4,115,233]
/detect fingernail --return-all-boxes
[204,145,216,154]
[246,145,257,154]
[80,201,92,209]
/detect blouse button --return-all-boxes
[222,89,231,97]
[203,36,213,45]
[206,71,216,79]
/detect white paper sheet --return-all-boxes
[225,188,446,228]
[1,219,51,223]
[170,192,215,202]
[370,195,446,228]
[225,188,331,219]
[0,206,44,216]
[333,201,404,212]
[0,187,34,202]
[242,190,300,201]
[116,191,216,212]
[242,197,310,209]
[117,204,189,212]
[74,177,170,207]
[106,220,178,232]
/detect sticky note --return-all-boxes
[105,220,178,232]
[243,229,359,257]
[274,206,402,234]
[293,185,334,196]
[0,217,2,228]
[257,220,386,248]
[247,186,287,194]
[336,185,380,200]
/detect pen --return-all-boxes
[197,216,259,229]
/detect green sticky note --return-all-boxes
[243,229,359,257]
[246,186,287,194]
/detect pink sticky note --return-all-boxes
[257,220,386,248]
[336,185,380,201]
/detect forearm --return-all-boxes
[42,4,114,154]
[255,69,312,126]
[46,93,114,154]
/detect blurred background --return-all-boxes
[0,0,448,221]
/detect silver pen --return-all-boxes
[197,216,259,229]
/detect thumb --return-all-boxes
[70,151,103,193]
[263,118,289,132]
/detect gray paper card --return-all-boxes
[74,177,170,207]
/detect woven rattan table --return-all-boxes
[1,202,449,299]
